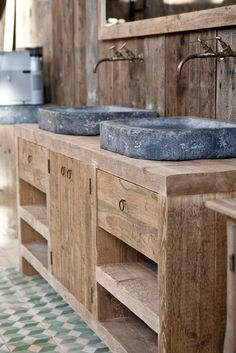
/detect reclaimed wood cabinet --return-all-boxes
[15,124,236,353]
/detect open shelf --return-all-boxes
[101,317,157,353]
[96,262,159,333]
[23,241,48,269]
[19,205,49,241]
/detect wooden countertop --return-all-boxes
[15,124,236,196]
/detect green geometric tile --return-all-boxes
[0,268,112,353]
[7,338,61,352]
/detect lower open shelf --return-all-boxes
[19,205,49,240]
[101,316,158,353]
[96,262,159,333]
[22,241,48,269]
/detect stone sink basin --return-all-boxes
[100,116,236,161]
[38,105,157,135]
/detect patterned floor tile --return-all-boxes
[0,268,112,353]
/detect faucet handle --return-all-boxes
[120,42,127,50]
[109,44,124,58]
[197,38,215,54]
[119,42,136,60]
[216,36,233,55]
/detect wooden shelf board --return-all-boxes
[19,205,49,240]
[101,317,157,353]
[206,198,236,220]
[22,241,48,269]
[96,262,159,333]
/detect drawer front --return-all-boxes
[97,170,160,262]
[18,138,48,192]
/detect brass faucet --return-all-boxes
[93,42,144,73]
[177,36,236,77]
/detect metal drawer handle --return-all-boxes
[27,154,32,164]
[67,169,72,179]
[119,199,126,212]
[61,166,66,176]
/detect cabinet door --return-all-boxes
[50,151,70,289]
[50,151,94,312]
[68,157,94,312]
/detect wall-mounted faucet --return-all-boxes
[177,36,236,78]
[93,42,144,74]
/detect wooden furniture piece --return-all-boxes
[206,198,236,353]
[0,125,17,239]
[15,123,236,353]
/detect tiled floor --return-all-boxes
[0,267,111,353]
[0,237,111,353]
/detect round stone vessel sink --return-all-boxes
[100,116,236,161]
[38,105,157,135]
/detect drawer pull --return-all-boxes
[27,154,33,164]
[67,169,72,179]
[119,199,126,212]
[61,166,66,176]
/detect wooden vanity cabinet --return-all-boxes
[50,151,94,312]
[16,125,236,353]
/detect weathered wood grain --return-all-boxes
[18,138,48,193]
[0,126,17,239]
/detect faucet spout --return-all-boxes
[177,52,217,77]
[93,58,113,74]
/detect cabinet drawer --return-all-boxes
[18,138,48,192]
[97,170,160,262]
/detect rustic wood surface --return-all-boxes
[206,197,236,220]
[50,151,94,312]
[18,138,48,193]
[15,125,236,197]
[0,126,17,239]
[97,170,160,262]
[96,262,159,332]
[99,3,236,39]
[224,220,236,353]
[19,205,49,241]
[16,127,236,353]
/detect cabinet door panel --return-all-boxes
[50,151,94,312]
[69,157,94,312]
[50,151,70,289]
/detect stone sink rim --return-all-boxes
[101,116,236,133]
[100,116,236,161]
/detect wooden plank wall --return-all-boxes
[0,1,236,118]
[98,27,236,120]
[51,0,98,105]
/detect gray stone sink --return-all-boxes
[38,105,157,135]
[100,116,236,161]
[0,105,38,124]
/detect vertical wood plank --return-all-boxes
[86,0,99,105]
[0,126,17,239]
[144,35,165,115]
[216,27,236,122]
[98,40,114,105]
[52,0,74,105]
[166,30,216,118]
[74,0,87,105]
[224,220,236,353]
[159,193,226,353]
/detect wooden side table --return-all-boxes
[206,198,236,353]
